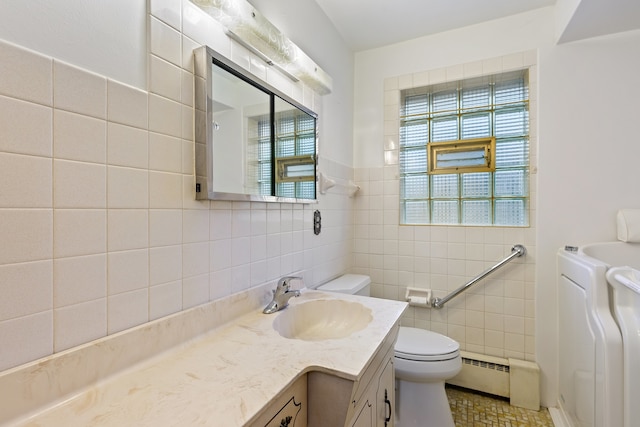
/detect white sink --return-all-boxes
[273,299,373,341]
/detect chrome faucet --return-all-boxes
[263,276,302,314]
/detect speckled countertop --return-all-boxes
[0,285,407,426]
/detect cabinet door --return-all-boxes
[350,400,374,427]
[376,358,394,427]
[249,375,307,427]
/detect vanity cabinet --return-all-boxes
[248,374,308,427]
[349,349,395,427]
[306,322,399,427]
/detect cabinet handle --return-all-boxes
[384,389,391,426]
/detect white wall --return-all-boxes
[0,0,147,89]
[251,0,355,168]
[0,0,356,372]
[353,5,640,408]
[537,27,640,405]
[353,7,555,168]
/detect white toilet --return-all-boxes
[317,274,462,427]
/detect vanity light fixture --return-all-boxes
[191,0,333,95]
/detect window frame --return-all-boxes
[398,70,530,227]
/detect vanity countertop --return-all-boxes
[0,288,407,426]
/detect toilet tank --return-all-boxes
[317,274,371,297]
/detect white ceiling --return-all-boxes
[313,0,640,51]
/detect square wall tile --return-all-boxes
[150,280,182,320]
[54,299,106,352]
[53,60,106,119]
[0,209,52,264]
[107,123,148,169]
[150,55,182,103]
[150,16,182,67]
[182,242,209,278]
[53,209,106,258]
[0,40,52,106]
[53,110,106,163]
[108,210,149,252]
[210,209,232,240]
[0,95,52,157]
[183,274,209,309]
[107,289,148,335]
[149,132,182,173]
[210,239,232,272]
[181,70,194,107]
[107,80,148,129]
[107,249,149,295]
[54,160,106,208]
[148,94,182,138]
[0,260,52,321]
[0,311,53,371]
[149,171,182,209]
[54,254,106,307]
[149,245,182,286]
[107,166,149,209]
[149,209,182,247]
[0,153,52,208]
[150,0,182,31]
[183,209,209,243]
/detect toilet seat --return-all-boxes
[394,327,460,361]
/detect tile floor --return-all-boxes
[446,386,555,427]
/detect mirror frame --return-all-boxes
[194,45,319,204]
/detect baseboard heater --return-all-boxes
[446,351,541,410]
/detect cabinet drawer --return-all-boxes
[248,375,307,427]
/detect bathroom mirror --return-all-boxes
[194,46,318,203]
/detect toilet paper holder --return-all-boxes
[405,287,432,308]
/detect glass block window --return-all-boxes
[274,110,316,199]
[399,70,529,226]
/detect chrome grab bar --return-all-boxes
[432,244,526,309]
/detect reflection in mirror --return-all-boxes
[274,96,316,199]
[194,45,318,203]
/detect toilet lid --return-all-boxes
[395,327,460,361]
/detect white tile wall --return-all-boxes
[354,52,538,361]
[0,2,353,371]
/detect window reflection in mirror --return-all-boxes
[194,45,318,203]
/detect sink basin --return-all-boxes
[273,299,373,341]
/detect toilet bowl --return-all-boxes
[394,327,461,427]
[317,275,462,427]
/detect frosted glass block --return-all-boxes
[401,175,429,199]
[277,182,294,198]
[277,116,294,134]
[403,200,429,224]
[461,113,490,139]
[297,182,315,199]
[462,173,491,197]
[495,108,528,137]
[402,93,428,117]
[431,116,458,141]
[432,89,456,113]
[399,147,427,174]
[276,137,295,156]
[495,169,526,196]
[400,121,428,146]
[298,135,315,154]
[495,199,526,225]
[495,78,527,104]
[461,86,490,110]
[297,115,315,132]
[432,200,459,224]
[462,200,491,225]
[495,139,528,167]
[431,174,458,198]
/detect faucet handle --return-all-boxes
[277,276,303,291]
